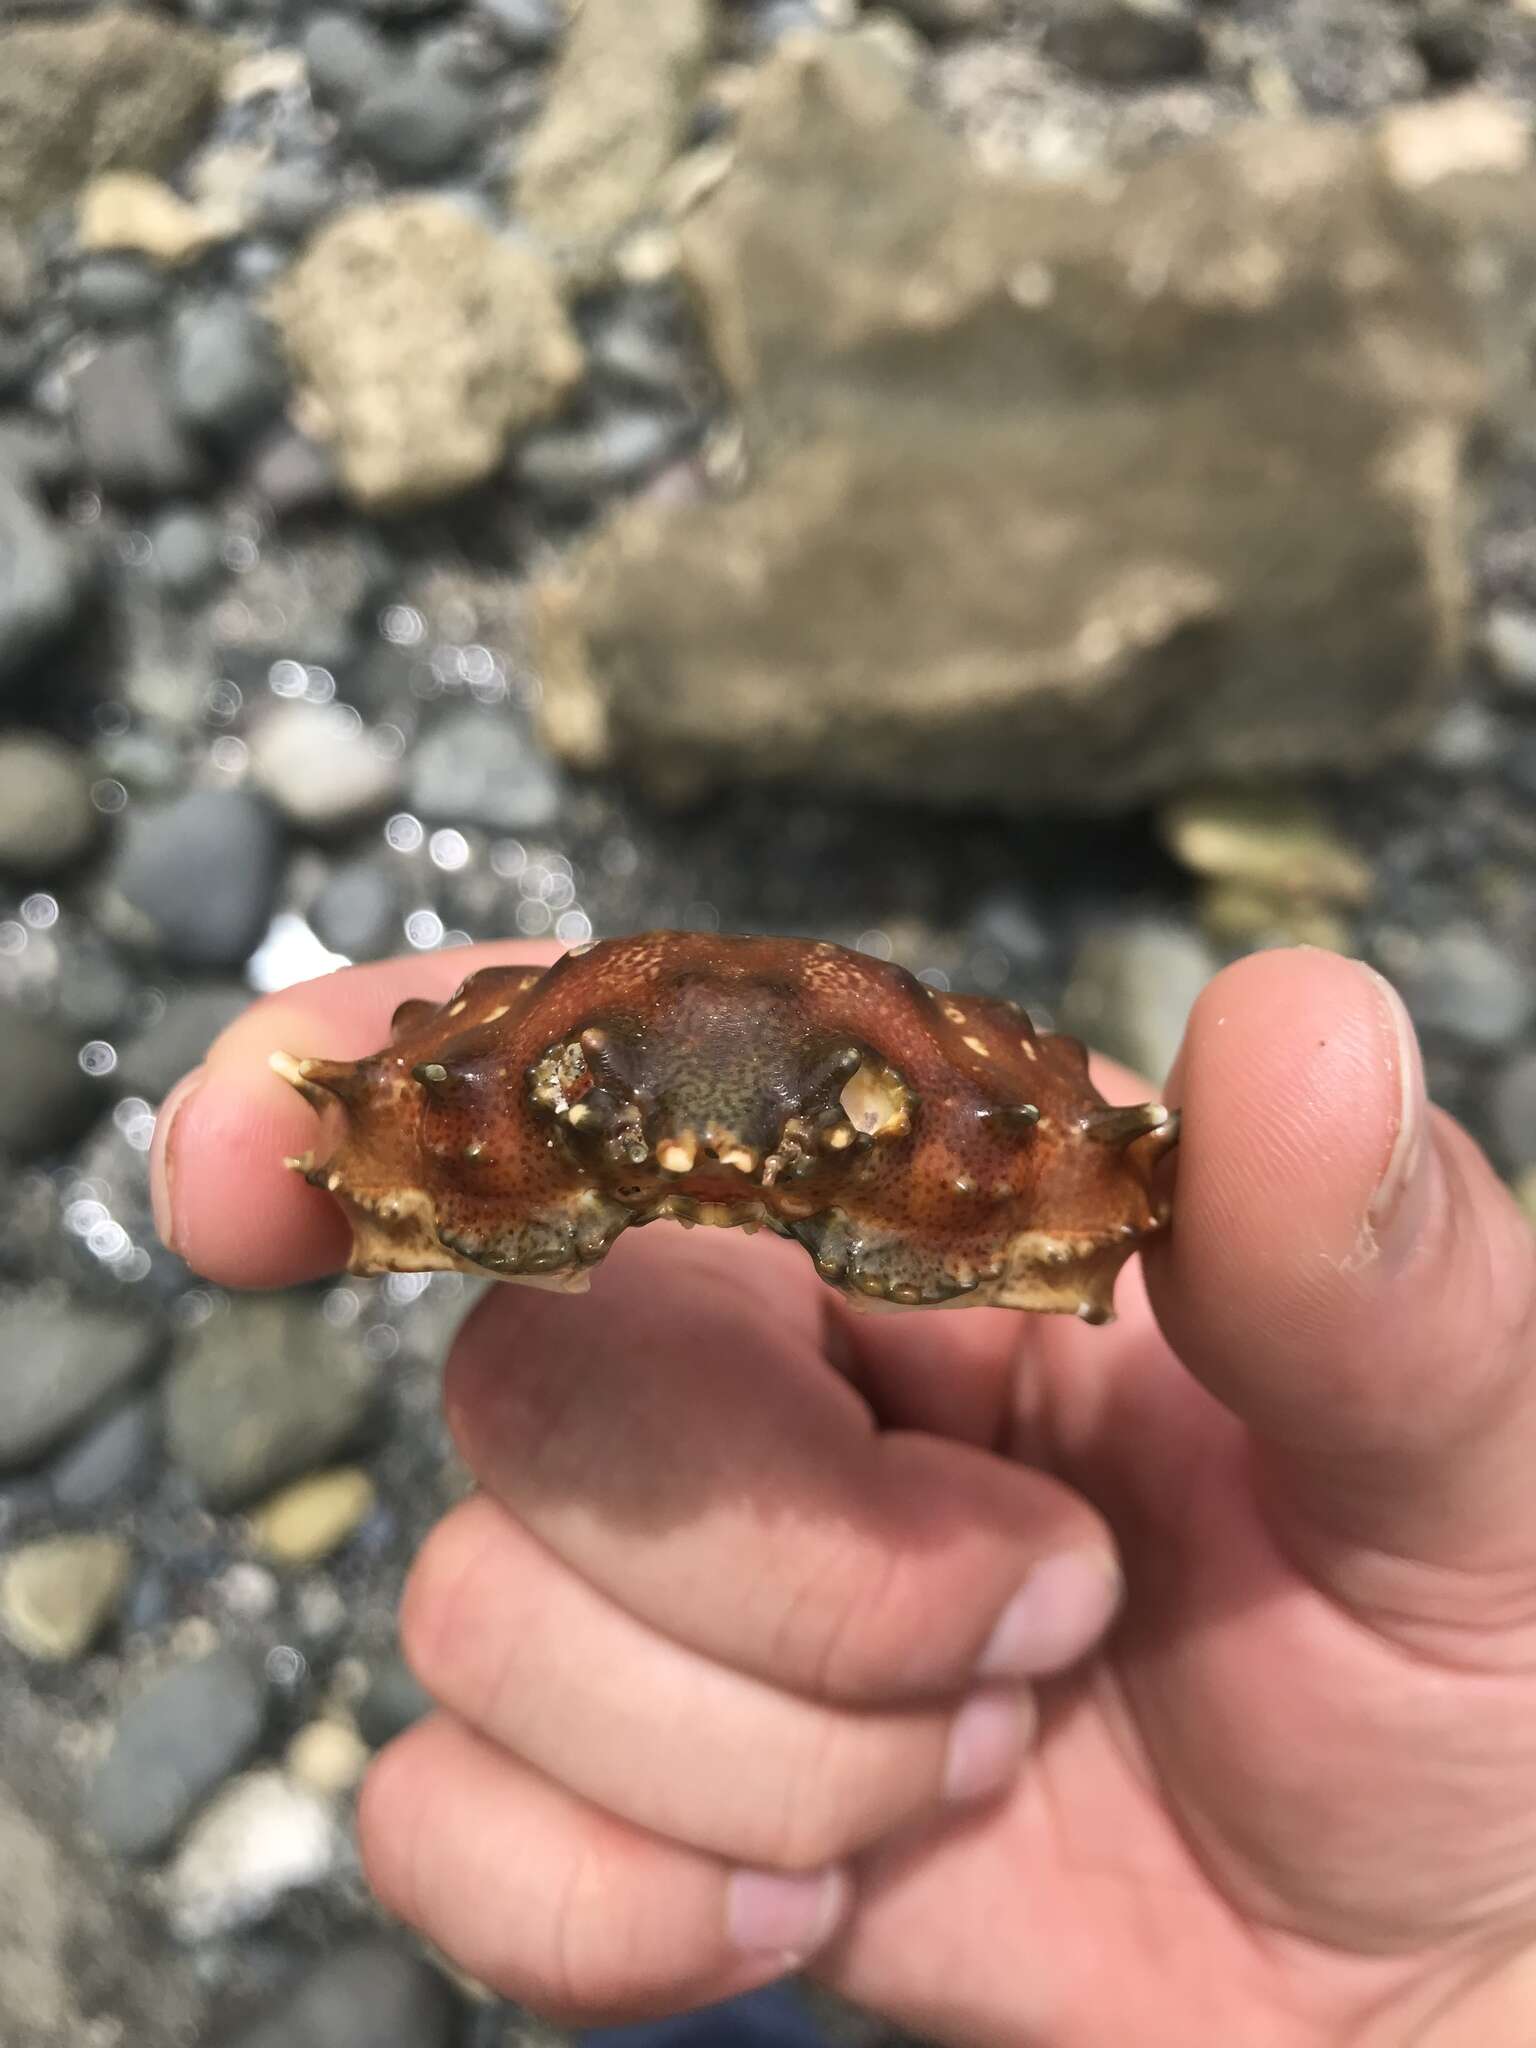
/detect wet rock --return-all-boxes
[72,335,204,499]
[69,252,166,329]
[1158,790,1372,903]
[164,1296,379,1509]
[84,1650,268,1859]
[213,532,389,679]
[1043,0,1205,82]
[166,1769,341,1940]
[230,1940,456,2048]
[300,12,397,109]
[116,985,247,1102]
[48,1394,159,1515]
[77,173,232,268]
[0,470,80,692]
[311,857,401,961]
[106,789,285,969]
[269,197,584,510]
[516,0,712,280]
[0,1533,130,1662]
[250,1467,377,1567]
[352,61,490,180]
[536,36,1522,812]
[0,1293,162,1469]
[0,733,98,874]
[884,0,1003,31]
[1490,1048,1536,1173]
[0,8,224,225]
[247,703,403,834]
[249,158,343,241]
[356,1654,435,1748]
[146,507,224,604]
[480,0,565,55]
[285,1717,371,1799]
[1392,926,1536,1051]
[0,1009,106,1160]
[169,296,288,446]
[409,709,563,831]
[1411,4,1488,85]
[1060,920,1217,1084]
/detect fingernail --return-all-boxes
[943,1687,1035,1805]
[975,1551,1123,1679]
[1364,969,1427,1244]
[149,1067,205,1254]
[726,1866,848,1961]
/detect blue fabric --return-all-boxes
[581,1983,832,2047]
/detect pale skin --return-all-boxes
[150,944,1536,2046]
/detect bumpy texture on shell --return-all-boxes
[274,933,1179,1321]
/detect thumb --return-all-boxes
[1144,948,1536,1595]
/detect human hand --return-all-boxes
[151,944,1536,2047]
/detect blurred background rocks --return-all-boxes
[1,0,1535,2043]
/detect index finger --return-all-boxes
[149,943,559,1290]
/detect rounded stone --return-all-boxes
[247,702,404,834]
[227,1941,456,2048]
[0,1008,108,1160]
[1394,927,1536,1051]
[48,1394,160,1515]
[249,1467,377,1567]
[1061,919,1218,1085]
[1485,604,1536,696]
[0,733,98,873]
[83,1649,268,1859]
[0,1533,130,1662]
[169,296,287,445]
[311,857,401,961]
[164,1296,379,1509]
[355,1654,435,1748]
[478,0,564,55]
[285,1717,371,1797]
[146,507,224,603]
[351,70,489,180]
[166,1770,340,1941]
[115,984,248,1103]
[408,709,562,831]
[0,1294,162,1471]
[1158,790,1373,904]
[1490,1048,1536,1171]
[108,788,286,969]
[69,254,167,328]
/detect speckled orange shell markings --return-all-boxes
[272,933,1179,1320]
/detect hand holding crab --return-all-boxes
[152,942,1536,2047]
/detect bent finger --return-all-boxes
[446,1225,1123,1707]
[359,1714,852,2027]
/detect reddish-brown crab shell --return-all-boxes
[273,931,1178,1322]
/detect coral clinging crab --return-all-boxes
[272,932,1179,1322]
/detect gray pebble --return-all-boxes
[409,710,563,832]
[312,856,401,960]
[1491,1050,1536,1171]
[71,336,204,499]
[968,888,1053,974]
[231,1940,456,2048]
[169,297,287,445]
[356,1654,436,1748]
[146,506,224,604]
[164,1295,379,1509]
[108,789,286,969]
[249,159,342,239]
[1044,0,1205,82]
[0,1008,106,1160]
[1396,927,1536,1052]
[301,13,398,108]
[352,65,490,179]
[83,1649,267,1859]
[0,732,98,873]
[478,0,563,55]
[0,1292,162,1472]
[0,469,81,691]
[247,427,340,517]
[115,984,248,1103]
[882,0,1002,31]
[69,255,166,330]
[1061,919,1218,1082]
[48,1393,159,1515]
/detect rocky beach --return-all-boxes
[2,0,1536,2041]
